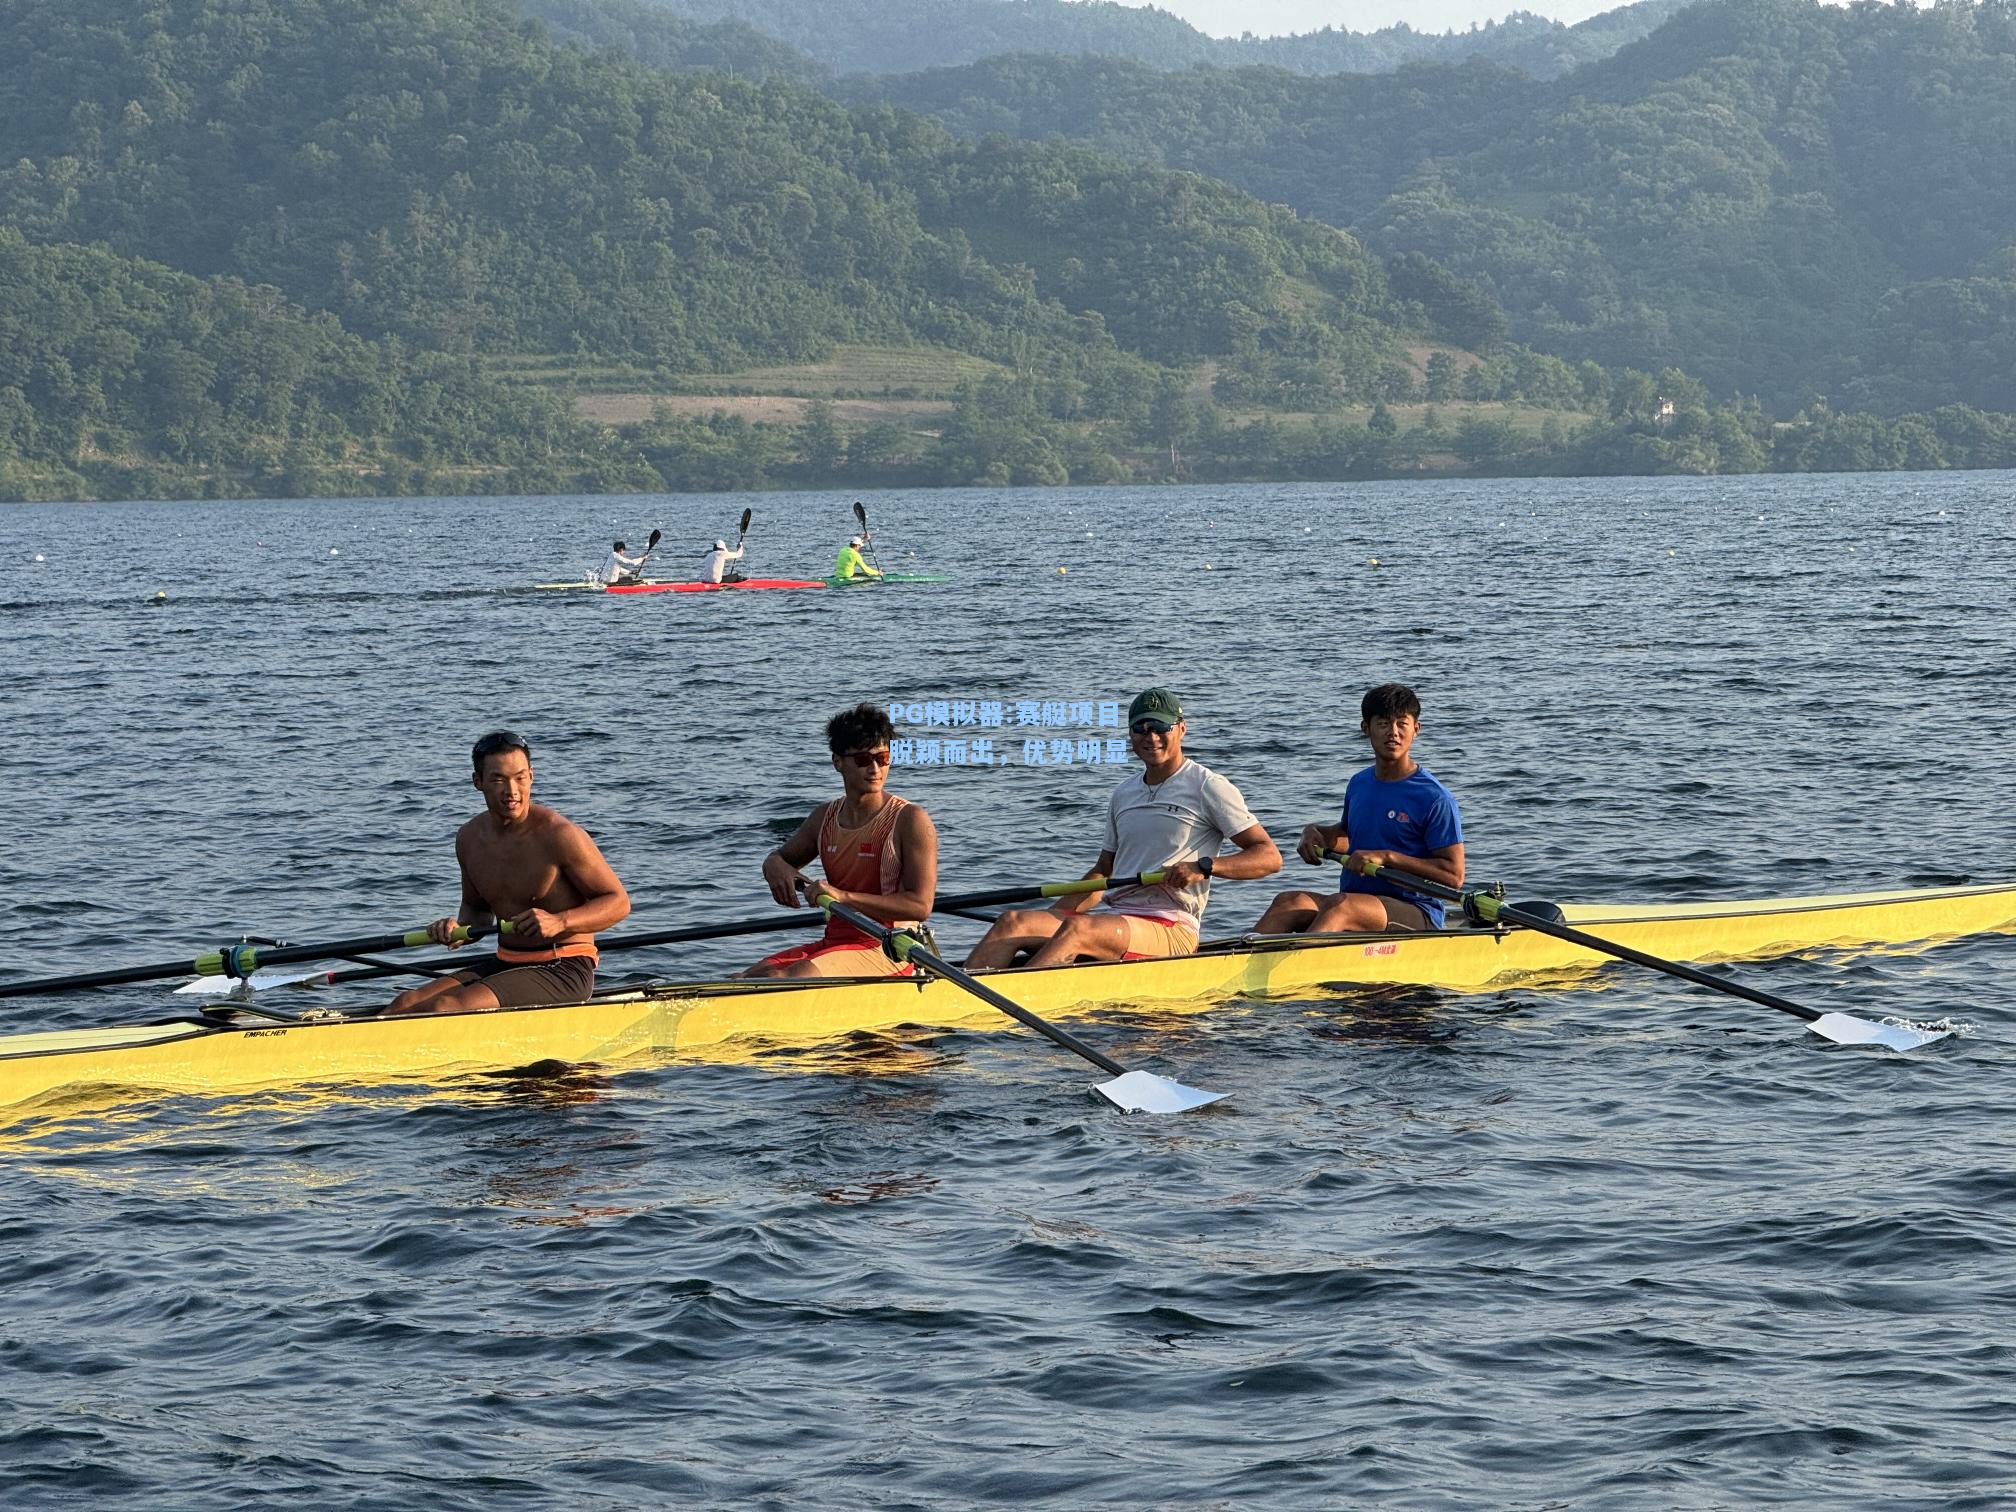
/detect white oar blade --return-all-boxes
[1808,1011,1951,1052]
[1093,1069,1227,1114]
[172,967,325,996]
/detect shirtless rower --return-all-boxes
[745,704,938,978]
[387,730,631,1014]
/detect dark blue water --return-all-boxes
[3,475,2014,1506]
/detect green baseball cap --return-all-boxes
[1127,687,1184,730]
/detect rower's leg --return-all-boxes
[1253,890,1324,933]
[1304,893,1426,934]
[386,972,498,1014]
[963,907,1069,969]
[1022,911,1138,968]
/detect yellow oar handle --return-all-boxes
[1038,870,1169,897]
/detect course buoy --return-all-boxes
[1368,556,1380,566]
[33,553,45,563]
[149,591,167,606]
[1203,563,1214,571]
[1056,566,1067,575]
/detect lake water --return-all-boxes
[3,473,2014,1506]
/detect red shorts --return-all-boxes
[751,937,916,978]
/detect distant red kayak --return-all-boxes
[604,578,828,595]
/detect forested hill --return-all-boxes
[0,0,1409,386]
[578,0,1686,79]
[514,0,827,82]
[853,0,2016,414]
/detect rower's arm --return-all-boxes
[429,831,497,945]
[1167,824,1281,888]
[818,806,939,924]
[1362,841,1464,892]
[549,824,632,934]
[1056,850,1116,914]
[1220,823,1283,880]
[1296,821,1347,865]
[761,810,823,907]
[456,871,495,929]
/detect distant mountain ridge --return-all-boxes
[849,0,2016,413]
[589,0,1690,78]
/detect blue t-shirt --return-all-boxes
[1338,765,1464,926]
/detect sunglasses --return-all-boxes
[1129,720,1174,735]
[472,729,531,765]
[843,749,892,767]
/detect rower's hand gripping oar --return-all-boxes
[0,923,494,999]
[808,889,1225,1114]
[1332,854,1949,1052]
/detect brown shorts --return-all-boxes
[460,952,597,1008]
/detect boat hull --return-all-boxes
[4,882,2012,1111]
[607,578,826,594]
[532,579,828,593]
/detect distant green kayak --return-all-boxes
[826,572,950,586]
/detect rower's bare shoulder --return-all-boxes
[896,800,939,844]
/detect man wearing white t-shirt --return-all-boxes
[699,539,745,584]
[964,687,1280,969]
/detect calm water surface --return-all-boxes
[2,474,2014,1507]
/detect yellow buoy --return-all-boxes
[1057,566,1067,575]
[1368,556,1380,566]
[149,591,167,605]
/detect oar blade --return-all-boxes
[1807,1011,1951,1052]
[173,966,328,995]
[1093,1069,1226,1114]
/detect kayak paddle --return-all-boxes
[813,892,1225,1114]
[1338,855,1949,1052]
[851,500,885,573]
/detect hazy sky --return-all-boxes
[1136,0,1910,37]
[1136,1,1617,37]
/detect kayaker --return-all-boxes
[964,688,1280,969]
[745,704,939,978]
[1250,682,1465,934]
[387,731,632,1014]
[699,538,745,584]
[600,540,647,586]
[833,535,881,582]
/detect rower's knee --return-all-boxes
[1254,891,1318,932]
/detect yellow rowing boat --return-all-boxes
[3,880,2011,1112]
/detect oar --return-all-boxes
[636,526,663,577]
[1339,856,1949,1052]
[813,892,1225,1114]
[0,923,493,999]
[851,500,885,573]
[168,873,1192,995]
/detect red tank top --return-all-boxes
[818,796,913,943]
